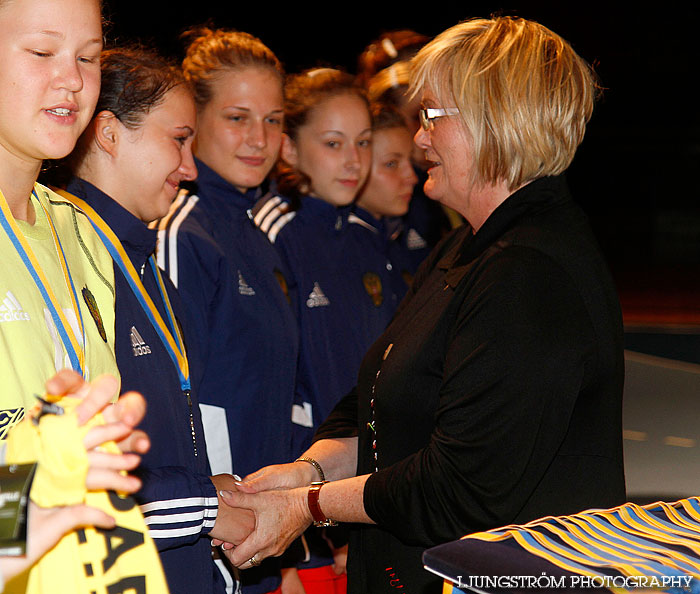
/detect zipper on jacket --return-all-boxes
[184,389,198,457]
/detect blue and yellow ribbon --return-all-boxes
[60,191,190,391]
[0,189,86,375]
[462,498,700,593]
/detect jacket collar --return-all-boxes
[193,157,261,213]
[439,175,572,286]
[66,177,157,268]
[300,194,351,231]
[349,205,404,240]
[349,205,382,234]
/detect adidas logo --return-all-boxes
[306,282,330,308]
[406,228,428,250]
[130,326,152,357]
[238,271,256,296]
[0,291,30,323]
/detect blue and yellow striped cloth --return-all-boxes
[424,498,700,594]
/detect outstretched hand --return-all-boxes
[216,487,312,569]
[209,444,362,557]
[209,461,314,550]
[208,474,255,545]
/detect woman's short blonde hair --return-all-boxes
[410,16,599,190]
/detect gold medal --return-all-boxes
[82,286,107,342]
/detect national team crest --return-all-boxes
[363,272,383,307]
[82,286,107,342]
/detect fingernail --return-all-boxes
[219,490,233,498]
[232,474,242,481]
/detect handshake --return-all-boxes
[207,460,327,570]
[207,433,367,572]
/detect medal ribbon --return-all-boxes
[462,498,700,590]
[63,191,190,391]
[563,513,700,574]
[0,189,86,375]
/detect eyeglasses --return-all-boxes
[419,107,460,131]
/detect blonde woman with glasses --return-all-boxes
[214,17,625,594]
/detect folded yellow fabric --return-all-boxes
[5,400,88,507]
[4,396,170,594]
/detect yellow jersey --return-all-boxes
[0,183,118,440]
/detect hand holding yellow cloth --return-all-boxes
[4,396,169,594]
[6,399,89,507]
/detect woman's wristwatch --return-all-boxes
[307,481,338,527]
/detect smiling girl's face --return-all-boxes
[0,0,102,169]
[194,66,284,193]
[283,93,372,207]
[106,86,197,223]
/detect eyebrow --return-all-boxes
[320,128,372,137]
[38,30,62,38]
[34,30,102,46]
[225,106,284,113]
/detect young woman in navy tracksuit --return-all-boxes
[153,29,298,594]
[268,70,378,435]
[62,47,254,594]
[252,69,397,594]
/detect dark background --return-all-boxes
[104,3,700,320]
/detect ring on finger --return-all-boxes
[248,554,261,567]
